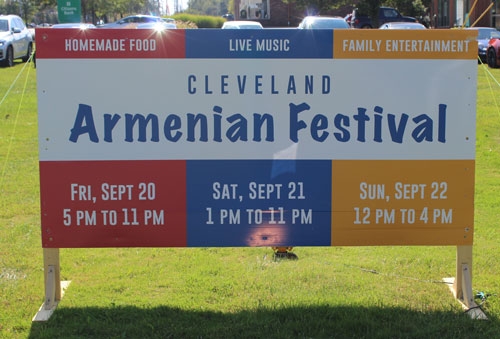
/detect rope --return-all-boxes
[0,55,34,195]
[478,57,500,118]
[343,264,453,285]
[481,65,500,118]
[0,54,32,109]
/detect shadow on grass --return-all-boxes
[29,304,498,338]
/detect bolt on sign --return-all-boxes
[36,29,477,248]
[57,0,81,24]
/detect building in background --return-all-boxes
[233,0,352,27]
[431,0,498,28]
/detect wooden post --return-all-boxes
[453,245,473,302]
[444,245,487,319]
[33,248,71,322]
[43,248,61,309]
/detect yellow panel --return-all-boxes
[333,30,477,59]
[332,160,474,246]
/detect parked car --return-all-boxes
[222,13,235,21]
[379,22,426,29]
[466,27,500,63]
[51,23,96,29]
[344,13,352,26]
[221,21,263,29]
[27,23,35,39]
[0,15,33,67]
[298,16,349,29]
[136,22,176,30]
[99,15,166,29]
[487,36,500,68]
[350,7,416,29]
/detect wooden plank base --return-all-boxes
[32,281,71,322]
[443,277,488,320]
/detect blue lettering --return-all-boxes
[253,113,274,142]
[334,114,350,142]
[311,114,328,142]
[221,75,229,94]
[125,114,159,142]
[322,76,330,94]
[353,108,370,142]
[104,114,121,142]
[187,113,208,142]
[163,114,182,142]
[226,114,247,142]
[388,113,409,144]
[287,76,296,94]
[69,104,99,143]
[305,75,313,94]
[412,114,433,142]
[289,102,310,142]
[255,75,263,94]
[438,104,446,143]
[188,75,196,94]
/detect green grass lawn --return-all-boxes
[1,59,500,338]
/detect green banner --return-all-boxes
[57,0,81,23]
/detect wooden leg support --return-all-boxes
[32,248,71,322]
[443,245,487,320]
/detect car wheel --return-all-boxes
[487,48,498,68]
[2,46,14,67]
[22,43,32,63]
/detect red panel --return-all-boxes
[40,160,186,247]
[36,28,185,59]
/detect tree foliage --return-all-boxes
[0,0,160,24]
[187,0,230,16]
[356,0,382,28]
[383,0,428,18]
[283,0,339,15]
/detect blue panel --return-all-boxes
[185,30,333,59]
[186,160,331,247]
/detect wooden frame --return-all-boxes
[32,245,487,321]
[32,248,71,322]
[443,245,487,320]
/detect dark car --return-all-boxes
[350,7,416,29]
[466,27,500,63]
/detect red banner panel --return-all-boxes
[40,160,186,247]
[36,28,185,59]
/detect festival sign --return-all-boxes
[36,28,477,248]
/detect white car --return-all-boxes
[379,22,426,29]
[298,16,350,29]
[99,15,176,29]
[0,15,33,67]
[221,21,263,29]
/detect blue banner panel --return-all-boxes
[185,30,333,59]
[186,160,331,247]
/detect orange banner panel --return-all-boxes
[332,160,474,246]
[333,30,477,59]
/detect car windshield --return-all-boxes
[478,29,500,40]
[310,19,348,29]
[142,17,160,23]
[237,24,262,29]
[391,24,425,29]
[0,19,8,32]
